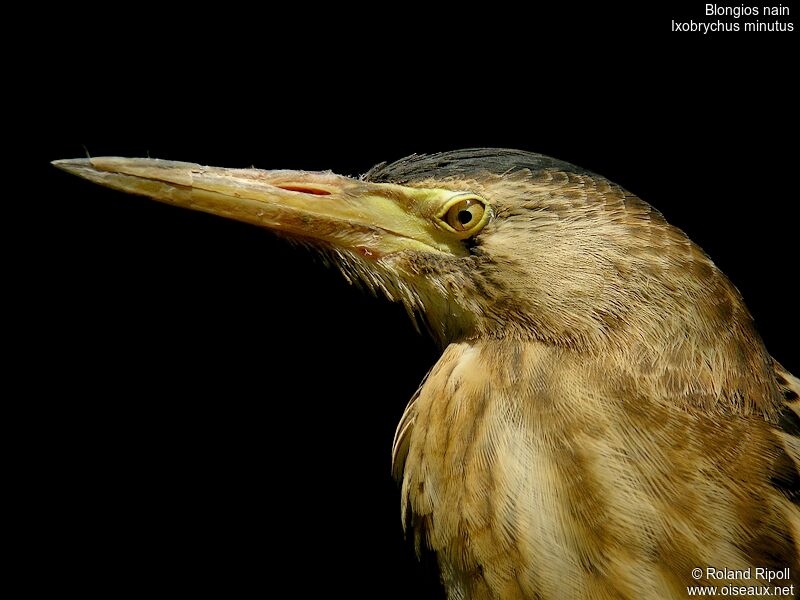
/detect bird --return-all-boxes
[53,149,799,599]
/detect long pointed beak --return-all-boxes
[53,157,465,258]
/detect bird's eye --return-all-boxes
[442,197,488,234]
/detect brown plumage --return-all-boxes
[54,149,799,599]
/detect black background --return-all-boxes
[22,3,798,597]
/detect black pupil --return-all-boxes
[457,210,473,225]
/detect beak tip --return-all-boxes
[52,158,93,176]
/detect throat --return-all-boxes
[396,339,612,597]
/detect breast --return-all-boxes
[395,339,798,600]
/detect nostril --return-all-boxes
[276,185,332,196]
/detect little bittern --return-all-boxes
[54,149,799,599]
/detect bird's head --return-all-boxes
[53,149,756,359]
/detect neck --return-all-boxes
[395,337,792,600]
